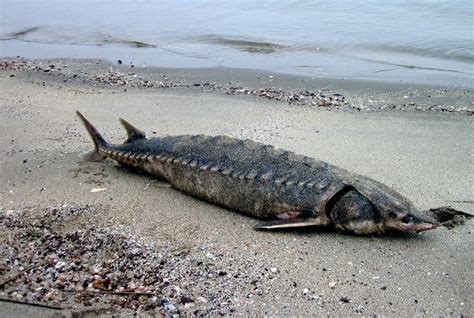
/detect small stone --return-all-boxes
[163,302,178,315]
[270,267,278,273]
[340,296,350,303]
[303,288,309,295]
[55,261,66,270]
[45,254,59,266]
[196,296,208,303]
[250,286,263,295]
[180,295,194,304]
[11,292,23,300]
[328,281,337,289]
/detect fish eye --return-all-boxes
[401,214,415,224]
[388,212,397,219]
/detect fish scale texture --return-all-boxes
[108,134,342,219]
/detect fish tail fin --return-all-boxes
[76,111,109,161]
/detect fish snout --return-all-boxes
[414,222,437,233]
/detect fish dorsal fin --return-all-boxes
[119,117,146,143]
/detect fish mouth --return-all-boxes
[412,222,437,233]
[388,222,437,233]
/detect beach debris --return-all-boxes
[90,187,107,192]
[0,57,472,115]
[0,204,271,315]
[92,278,111,291]
[425,206,473,229]
[328,281,337,289]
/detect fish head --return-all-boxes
[328,187,437,235]
[355,183,438,234]
[329,170,438,235]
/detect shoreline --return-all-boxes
[1,33,472,88]
[1,57,472,115]
[0,58,473,316]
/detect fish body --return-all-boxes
[77,111,437,235]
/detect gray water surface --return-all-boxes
[1,0,473,86]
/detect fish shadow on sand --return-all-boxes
[254,225,432,240]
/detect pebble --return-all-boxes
[161,299,179,315]
[45,254,59,265]
[1,204,271,316]
[340,296,350,303]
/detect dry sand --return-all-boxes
[0,60,473,317]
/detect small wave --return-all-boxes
[195,34,474,67]
[195,35,290,54]
[365,59,470,75]
[0,26,156,49]
[2,26,40,39]
[361,43,474,64]
[192,35,337,55]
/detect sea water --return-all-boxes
[1,0,472,86]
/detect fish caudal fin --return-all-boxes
[76,111,109,161]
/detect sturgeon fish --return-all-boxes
[77,111,437,235]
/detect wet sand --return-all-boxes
[0,59,473,316]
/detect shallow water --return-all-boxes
[1,0,473,85]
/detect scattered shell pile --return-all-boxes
[0,57,347,109]
[1,57,472,114]
[0,58,30,71]
[193,82,347,108]
[225,86,347,108]
[92,71,186,89]
[1,205,271,315]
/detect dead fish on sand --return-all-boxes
[77,111,437,235]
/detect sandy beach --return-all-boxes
[0,58,473,317]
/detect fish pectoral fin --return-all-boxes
[254,218,323,230]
